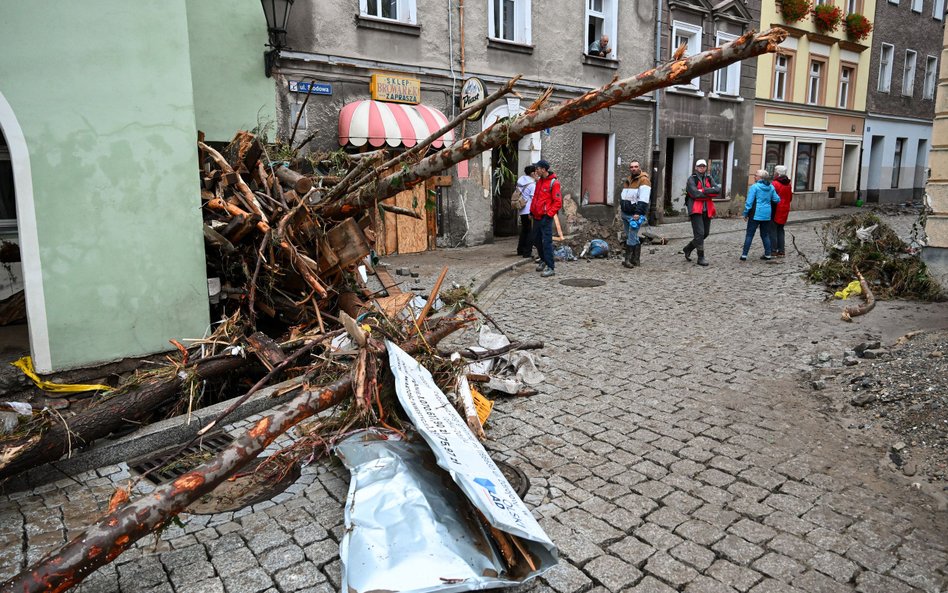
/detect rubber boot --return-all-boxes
[622,245,635,269]
[696,249,709,266]
[682,242,694,262]
[632,244,642,267]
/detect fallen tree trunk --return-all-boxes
[0,355,252,482]
[2,315,472,593]
[317,28,786,220]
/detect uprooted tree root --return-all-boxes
[805,212,943,301]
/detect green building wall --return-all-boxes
[0,1,214,371]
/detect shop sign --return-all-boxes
[461,77,486,121]
[370,74,421,104]
[289,80,333,95]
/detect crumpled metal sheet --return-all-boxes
[467,326,544,395]
[337,430,523,593]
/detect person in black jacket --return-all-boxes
[681,159,721,266]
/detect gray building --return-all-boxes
[276,0,655,250]
[656,0,759,215]
[862,0,944,203]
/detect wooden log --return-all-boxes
[275,166,314,195]
[2,316,474,593]
[317,28,787,219]
[246,332,288,371]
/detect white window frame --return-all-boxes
[793,139,825,193]
[0,141,14,231]
[672,21,703,89]
[774,54,790,100]
[488,0,532,44]
[838,66,853,108]
[888,0,900,4]
[879,43,894,92]
[903,49,917,96]
[924,55,938,99]
[911,0,923,11]
[713,32,741,95]
[359,0,417,24]
[585,0,619,58]
[807,60,823,105]
[892,137,906,188]
[847,0,859,11]
[934,0,945,20]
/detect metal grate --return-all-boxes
[130,433,235,486]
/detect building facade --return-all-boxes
[0,1,276,372]
[277,0,656,247]
[753,0,876,210]
[861,0,944,203]
[656,0,760,215]
[923,4,948,289]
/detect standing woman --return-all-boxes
[741,169,780,261]
[770,165,793,257]
[681,159,721,266]
[516,165,538,258]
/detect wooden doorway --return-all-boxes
[581,133,608,205]
[491,142,519,237]
[375,178,438,255]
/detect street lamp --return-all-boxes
[261,0,295,78]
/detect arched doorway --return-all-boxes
[483,103,541,237]
[0,91,49,372]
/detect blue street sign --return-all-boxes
[289,81,333,95]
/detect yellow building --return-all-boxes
[754,0,875,208]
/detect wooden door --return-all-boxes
[581,133,608,204]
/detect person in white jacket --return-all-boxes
[516,165,538,258]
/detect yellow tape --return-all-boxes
[11,356,112,394]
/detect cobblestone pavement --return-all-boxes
[2,213,947,593]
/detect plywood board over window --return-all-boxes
[374,174,440,256]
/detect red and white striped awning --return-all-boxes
[338,100,454,149]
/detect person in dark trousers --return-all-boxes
[770,165,793,257]
[619,160,651,268]
[515,165,538,258]
[681,159,721,266]
[741,169,780,261]
[530,159,563,278]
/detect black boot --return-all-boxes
[631,244,641,267]
[682,242,694,262]
[696,249,709,266]
[622,245,634,268]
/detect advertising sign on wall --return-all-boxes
[370,74,421,104]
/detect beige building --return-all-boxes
[924,11,948,288]
[753,0,875,209]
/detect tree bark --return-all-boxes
[316,28,786,220]
[0,357,251,482]
[1,315,473,593]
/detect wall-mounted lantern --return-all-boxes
[261,0,295,78]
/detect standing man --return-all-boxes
[588,34,611,57]
[619,160,651,268]
[530,159,563,278]
[516,165,538,258]
[681,159,721,266]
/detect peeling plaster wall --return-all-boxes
[0,1,209,371]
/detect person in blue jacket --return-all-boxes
[741,169,780,261]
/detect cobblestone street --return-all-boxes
[2,214,947,593]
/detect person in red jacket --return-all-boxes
[770,165,792,257]
[681,159,721,266]
[530,159,563,278]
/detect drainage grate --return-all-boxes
[559,278,606,287]
[494,460,531,499]
[130,432,235,486]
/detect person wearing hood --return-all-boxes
[682,159,721,266]
[770,165,793,257]
[530,159,563,278]
[741,169,780,261]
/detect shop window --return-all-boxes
[924,56,938,99]
[713,32,741,95]
[671,21,702,88]
[838,66,854,109]
[708,140,730,195]
[360,0,417,24]
[764,140,789,175]
[903,50,917,96]
[892,137,905,188]
[878,44,894,92]
[794,142,819,192]
[586,0,618,58]
[774,54,791,100]
[489,0,531,44]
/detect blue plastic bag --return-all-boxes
[588,239,610,258]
